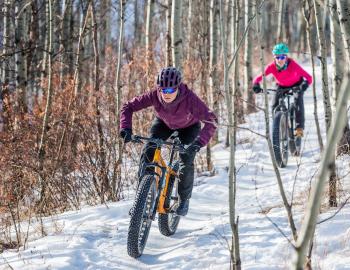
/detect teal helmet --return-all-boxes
[272,43,289,55]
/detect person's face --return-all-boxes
[160,87,178,103]
[274,54,287,66]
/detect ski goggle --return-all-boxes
[274,55,287,60]
[161,87,177,94]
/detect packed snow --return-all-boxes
[1,61,350,270]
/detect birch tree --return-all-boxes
[336,0,350,63]
[302,0,324,151]
[166,0,172,66]
[313,0,337,207]
[1,0,11,131]
[14,0,28,129]
[146,0,155,87]
[187,0,193,61]
[38,0,53,210]
[209,0,219,144]
[171,0,183,70]
[330,0,350,155]
[219,1,241,267]
[114,0,127,199]
[91,1,110,202]
[244,0,256,114]
[293,73,350,269]
[277,0,285,41]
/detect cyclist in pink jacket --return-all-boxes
[252,43,313,137]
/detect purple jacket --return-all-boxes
[120,83,217,146]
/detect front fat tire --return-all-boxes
[127,175,156,258]
[158,177,181,236]
[288,106,301,156]
[272,111,288,168]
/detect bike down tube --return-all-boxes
[153,148,178,214]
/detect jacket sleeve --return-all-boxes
[252,63,273,85]
[120,90,157,129]
[292,60,313,85]
[190,93,218,146]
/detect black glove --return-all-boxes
[299,80,309,92]
[185,140,202,155]
[253,84,263,94]
[120,128,132,143]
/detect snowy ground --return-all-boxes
[1,62,350,270]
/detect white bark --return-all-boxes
[166,0,172,66]
[171,0,183,70]
[277,0,285,41]
[187,0,193,61]
[219,1,241,267]
[244,0,256,114]
[209,0,219,144]
[293,73,350,269]
[336,0,350,65]
[114,0,126,202]
[314,0,333,131]
[145,0,154,86]
[302,0,324,151]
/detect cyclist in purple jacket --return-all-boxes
[120,67,217,216]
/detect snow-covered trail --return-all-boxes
[1,63,350,270]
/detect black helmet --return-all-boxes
[157,67,182,88]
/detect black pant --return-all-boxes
[139,118,201,201]
[272,81,305,129]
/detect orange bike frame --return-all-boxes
[152,148,177,214]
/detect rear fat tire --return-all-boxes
[127,175,157,258]
[272,111,289,168]
[288,106,301,156]
[158,176,181,236]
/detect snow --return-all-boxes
[1,62,350,270]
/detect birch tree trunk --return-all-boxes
[187,0,193,61]
[277,0,285,41]
[244,0,256,114]
[219,1,241,267]
[166,0,172,66]
[146,0,155,87]
[114,0,126,200]
[302,0,324,151]
[38,0,53,210]
[134,0,141,46]
[314,0,332,130]
[1,0,11,131]
[336,0,350,63]
[293,73,350,270]
[91,1,109,203]
[330,0,350,155]
[171,0,183,70]
[209,0,219,144]
[14,0,28,129]
[232,0,244,124]
[313,0,337,207]
[40,0,49,100]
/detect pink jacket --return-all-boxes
[253,58,313,87]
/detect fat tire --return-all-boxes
[272,111,288,168]
[127,175,156,258]
[158,176,181,236]
[288,106,301,156]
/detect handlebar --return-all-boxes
[265,86,300,95]
[131,134,187,153]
